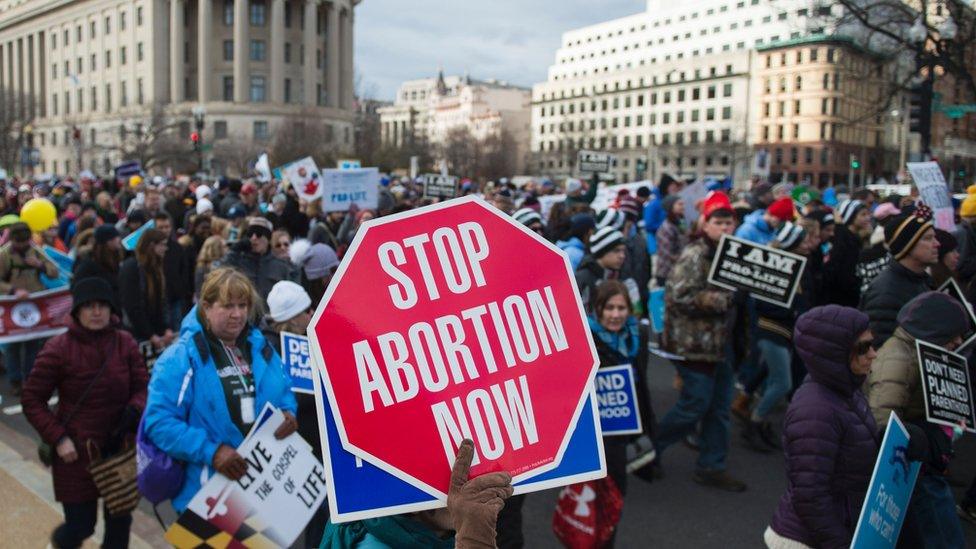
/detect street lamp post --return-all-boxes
[192,105,206,174]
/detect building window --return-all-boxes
[52,94,58,115]
[284,78,292,102]
[137,6,144,25]
[254,121,270,141]
[105,15,111,34]
[76,25,82,42]
[223,76,234,101]
[707,86,716,99]
[250,0,266,25]
[105,84,112,111]
[51,63,57,79]
[723,83,732,97]
[795,100,801,115]
[105,50,112,68]
[250,40,266,61]
[120,11,126,30]
[284,42,291,63]
[90,86,97,110]
[706,108,715,121]
[214,120,228,139]
[223,0,234,25]
[120,81,127,106]
[137,78,144,104]
[63,29,69,45]
[223,40,234,61]
[250,76,266,102]
[77,88,84,112]
[284,3,292,27]
[722,106,731,120]
[90,54,96,71]
[77,57,83,74]
[90,21,96,39]
[137,42,144,62]
[793,124,799,139]
[120,46,127,65]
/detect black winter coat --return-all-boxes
[163,236,193,303]
[821,225,862,307]
[858,261,932,349]
[221,242,298,298]
[118,256,169,341]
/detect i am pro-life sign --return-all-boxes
[708,234,807,308]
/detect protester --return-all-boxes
[270,229,292,261]
[555,213,595,270]
[194,235,228,297]
[513,207,546,235]
[931,228,960,289]
[953,184,976,286]
[221,216,297,298]
[0,221,60,395]
[21,277,148,549]
[154,212,193,330]
[865,292,969,548]
[735,196,794,245]
[859,210,937,349]
[655,191,746,492]
[142,268,298,513]
[119,229,174,350]
[72,224,123,299]
[289,240,340,305]
[821,199,870,307]
[652,195,687,287]
[574,226,627,311]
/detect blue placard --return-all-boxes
[280,332,314,394]
[313,369,606,523]
[122,220,155,251]
[649,288,666,333]
[43,245,74,274]
[595,365,642,436]
[851,412,921,548]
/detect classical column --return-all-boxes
[326,0,339,108]
[269,0,285,103]
[0,43,5,91]
[198,0,212,102]
[303,0,318,106]
[170,0,185,102]
[341,6,353,109]
[233,0,249,102]
[33,32,45,118]
[11,38,21,118]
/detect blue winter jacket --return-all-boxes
[142,306,298,512]
[555,237,587,270]
[735,209,776,245]
[643,187,666,234]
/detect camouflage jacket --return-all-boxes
[663,238,733,363]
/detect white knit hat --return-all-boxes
[266,281,312,323]
[195,185,212,200]
[196,197,213,215]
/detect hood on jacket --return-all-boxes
[794,305,870,396]
[742,209,770,231]
[897,291,969,346]
[556,236,586,252]
[576,254,605,278]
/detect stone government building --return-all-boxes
[0,0,359,177]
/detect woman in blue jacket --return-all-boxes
[142,267,298,512]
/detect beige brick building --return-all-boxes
[0,0,358,177]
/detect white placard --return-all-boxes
[320,168,380,212]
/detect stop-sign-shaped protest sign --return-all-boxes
[308,196,599,497]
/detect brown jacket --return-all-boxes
[0,243,59,294]
[663,238,732,363]
[865,327,926,428]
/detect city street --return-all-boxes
[1,353,975,547]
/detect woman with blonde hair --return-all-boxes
[194,235,228,297]
[142,268,298,513]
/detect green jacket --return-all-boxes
[320,516,455,549]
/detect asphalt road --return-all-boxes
[2,354,976,548]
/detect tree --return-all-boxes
[440,127,481,178]
[212,134,265,178]
[269,108,339,169]
[93,102,193,172]
[0,88,35,175]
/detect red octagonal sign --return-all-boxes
[309,196,599,497]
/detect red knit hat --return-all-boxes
[767,197,796,222]
[701,191,733,219]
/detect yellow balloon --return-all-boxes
[129,175,143,188]
[20,198,57,232]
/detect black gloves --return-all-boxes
[904,422,929,463]
[103,406,141,456]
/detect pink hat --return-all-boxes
[873,202,901,221]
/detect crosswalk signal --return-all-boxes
[850,156,861,170]
[190,131,201,152]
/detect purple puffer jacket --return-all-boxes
[770,305,880,549]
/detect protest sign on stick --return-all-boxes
[422,174,459,200]
[594,365,642,436]
[320,168,380,212]
[907,161,954,231]
[916,340,976,432]
[707,234,807,308]
[308,195,602,502]
[0,288,72,344]
[282,156,324,202]
[280,332,314,394]
[577,150,614,174]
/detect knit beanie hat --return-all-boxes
[872,202,901,222]
[194,185,212,201]
[836,199,865,226]
[94,224,120,244]
[565,178,583,194]
[774,222,806,252]
[897,291,969,346]
[701,191,733,220]
[935,228,958,261]
[884,211,934,261]
[290,239,339,280]
[71,276,119,317]
[245,216,274,239]
[513,208,543,228]
[595,208,626,230]
[617,196,642,221]
[196,198,214,215]
[589,226,625,257]
[806,209,834,228]
[266,281,313,323]
[961,185,976,218]
[767,197,796,222]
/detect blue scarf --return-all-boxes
[588,315,639,360]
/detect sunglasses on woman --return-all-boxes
[852,340,874,356]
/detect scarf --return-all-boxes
[587,315,639,360]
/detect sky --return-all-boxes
[355,0,645,101]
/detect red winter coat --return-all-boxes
[22,319,148,503]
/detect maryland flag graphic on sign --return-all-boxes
[165,483,285,548]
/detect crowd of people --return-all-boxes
[0,168,972,547]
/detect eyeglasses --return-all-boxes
[853,340,874,356]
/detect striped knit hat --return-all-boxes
[884,211,934,261]
[596,208,626,230]
[836,199,864,226]
[590,226,625,257]
[774,222,806,252]
[512,207,543,227]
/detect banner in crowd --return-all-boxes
[165,405,327,548]
[280,332,314,394]
[312,367,605,522]
[907,161,955,231]
[938,278,976,351]
[915,340,976,432]
[591,181,652,212]
[594,365,642,436]
[851,412,921,549]
[122,220,155,252]
[308,196,602,503]
[254,153,272,183]
[320,168,380,212]
[282,156,324,202]
[42,245,74,275]
[707,234,807,307]
[422,174,459,200]
[578,150,614,174]
[0,287,71,344]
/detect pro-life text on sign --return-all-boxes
[577,150,614,174]
[707,234,807,308]
[916,340,976,432]
[422,174,459,200]
[308,196,600,499]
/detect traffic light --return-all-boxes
[850,155,861,170]
[909,78,933,152]
[190,131,200,152]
